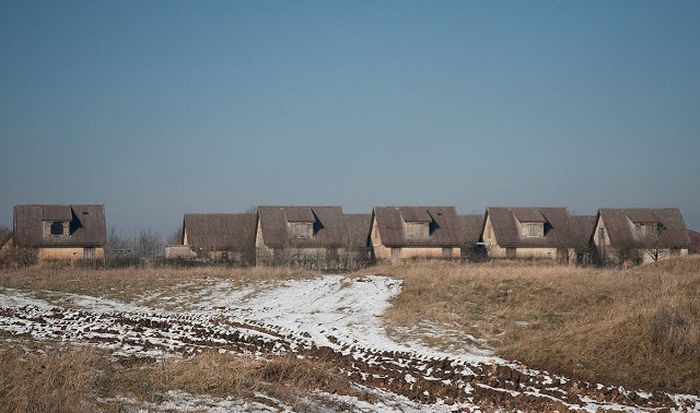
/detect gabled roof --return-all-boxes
[485,207,573,248]
[459,214,484,245]
[373,206,462,247]
[183,213,257,251]
[598,208,691,248]
[569,215,597,249]
[257,206,348,249]
[13,204,106,247]
[342,214,372,249]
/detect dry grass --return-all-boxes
[0,265,317,302]
[108,352,356,408]
[0,344,108,413]
[0,341,355,412]
[358,256,700,394]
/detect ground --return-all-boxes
[0,260,698,412]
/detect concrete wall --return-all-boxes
[165,245,197,259]
[37,247,104,261]
[482,215,508,258]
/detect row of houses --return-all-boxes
[0,204,694,267]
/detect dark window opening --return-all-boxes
[50,221,64,236]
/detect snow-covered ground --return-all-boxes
[1,274,698,412]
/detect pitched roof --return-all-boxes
[512,208,546,223]
[569,215,597,248]
[342,214,372,248]
[41,205,72,221]
[183,213,257,251]
[283,208,316,222]
[13,204,106,247]
[598,208,691,248]
[459,214,484,245]
[373,206,462,247]
[485,207,574,248]
[257,206,349,249]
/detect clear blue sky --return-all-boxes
[1,0,699,235]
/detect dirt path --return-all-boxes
[1,277,698,412]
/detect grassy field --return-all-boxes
[357,256,700,394]
[1,257,698,411]
[0,265,316,303]
[0,340,353,413]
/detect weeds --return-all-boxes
[357,256,700,393]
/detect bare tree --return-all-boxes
[640,223,668,263]
[166,226,183,246]
[134,228,163,260]
[105,227,133,263]
[613,241,642,267]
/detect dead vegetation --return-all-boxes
[0,341,356,413]
[358,256,700,394]
[106,351,357,410]
[0,265,317,303]
[0,343,107,413]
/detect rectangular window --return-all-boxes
[289,222,313,238]
[442,248,452,258]
[506,248,516,259]
[43,221,70,238]
[524,223,544,237]
[405,222,429,240]
[391,248,401,261]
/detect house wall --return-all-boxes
[592,216,613,262]
[37,247,104,261]
[482,215,508,258]
[370,215,391,259]
[399,247,459,259]
[165,245,197,259]
[255,219,275,264]
[514,247,559,259]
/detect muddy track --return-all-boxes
[1,304,696,412]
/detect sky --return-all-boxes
[1,0,699,235]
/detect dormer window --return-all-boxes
[634,222,661,239]
[289,222,313,238]
[44,220,70,238]
[41,206,74,238]
[512,209,546,238]
[404,222,430,240]
[523,222,545,238]
[399,208,433,240]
